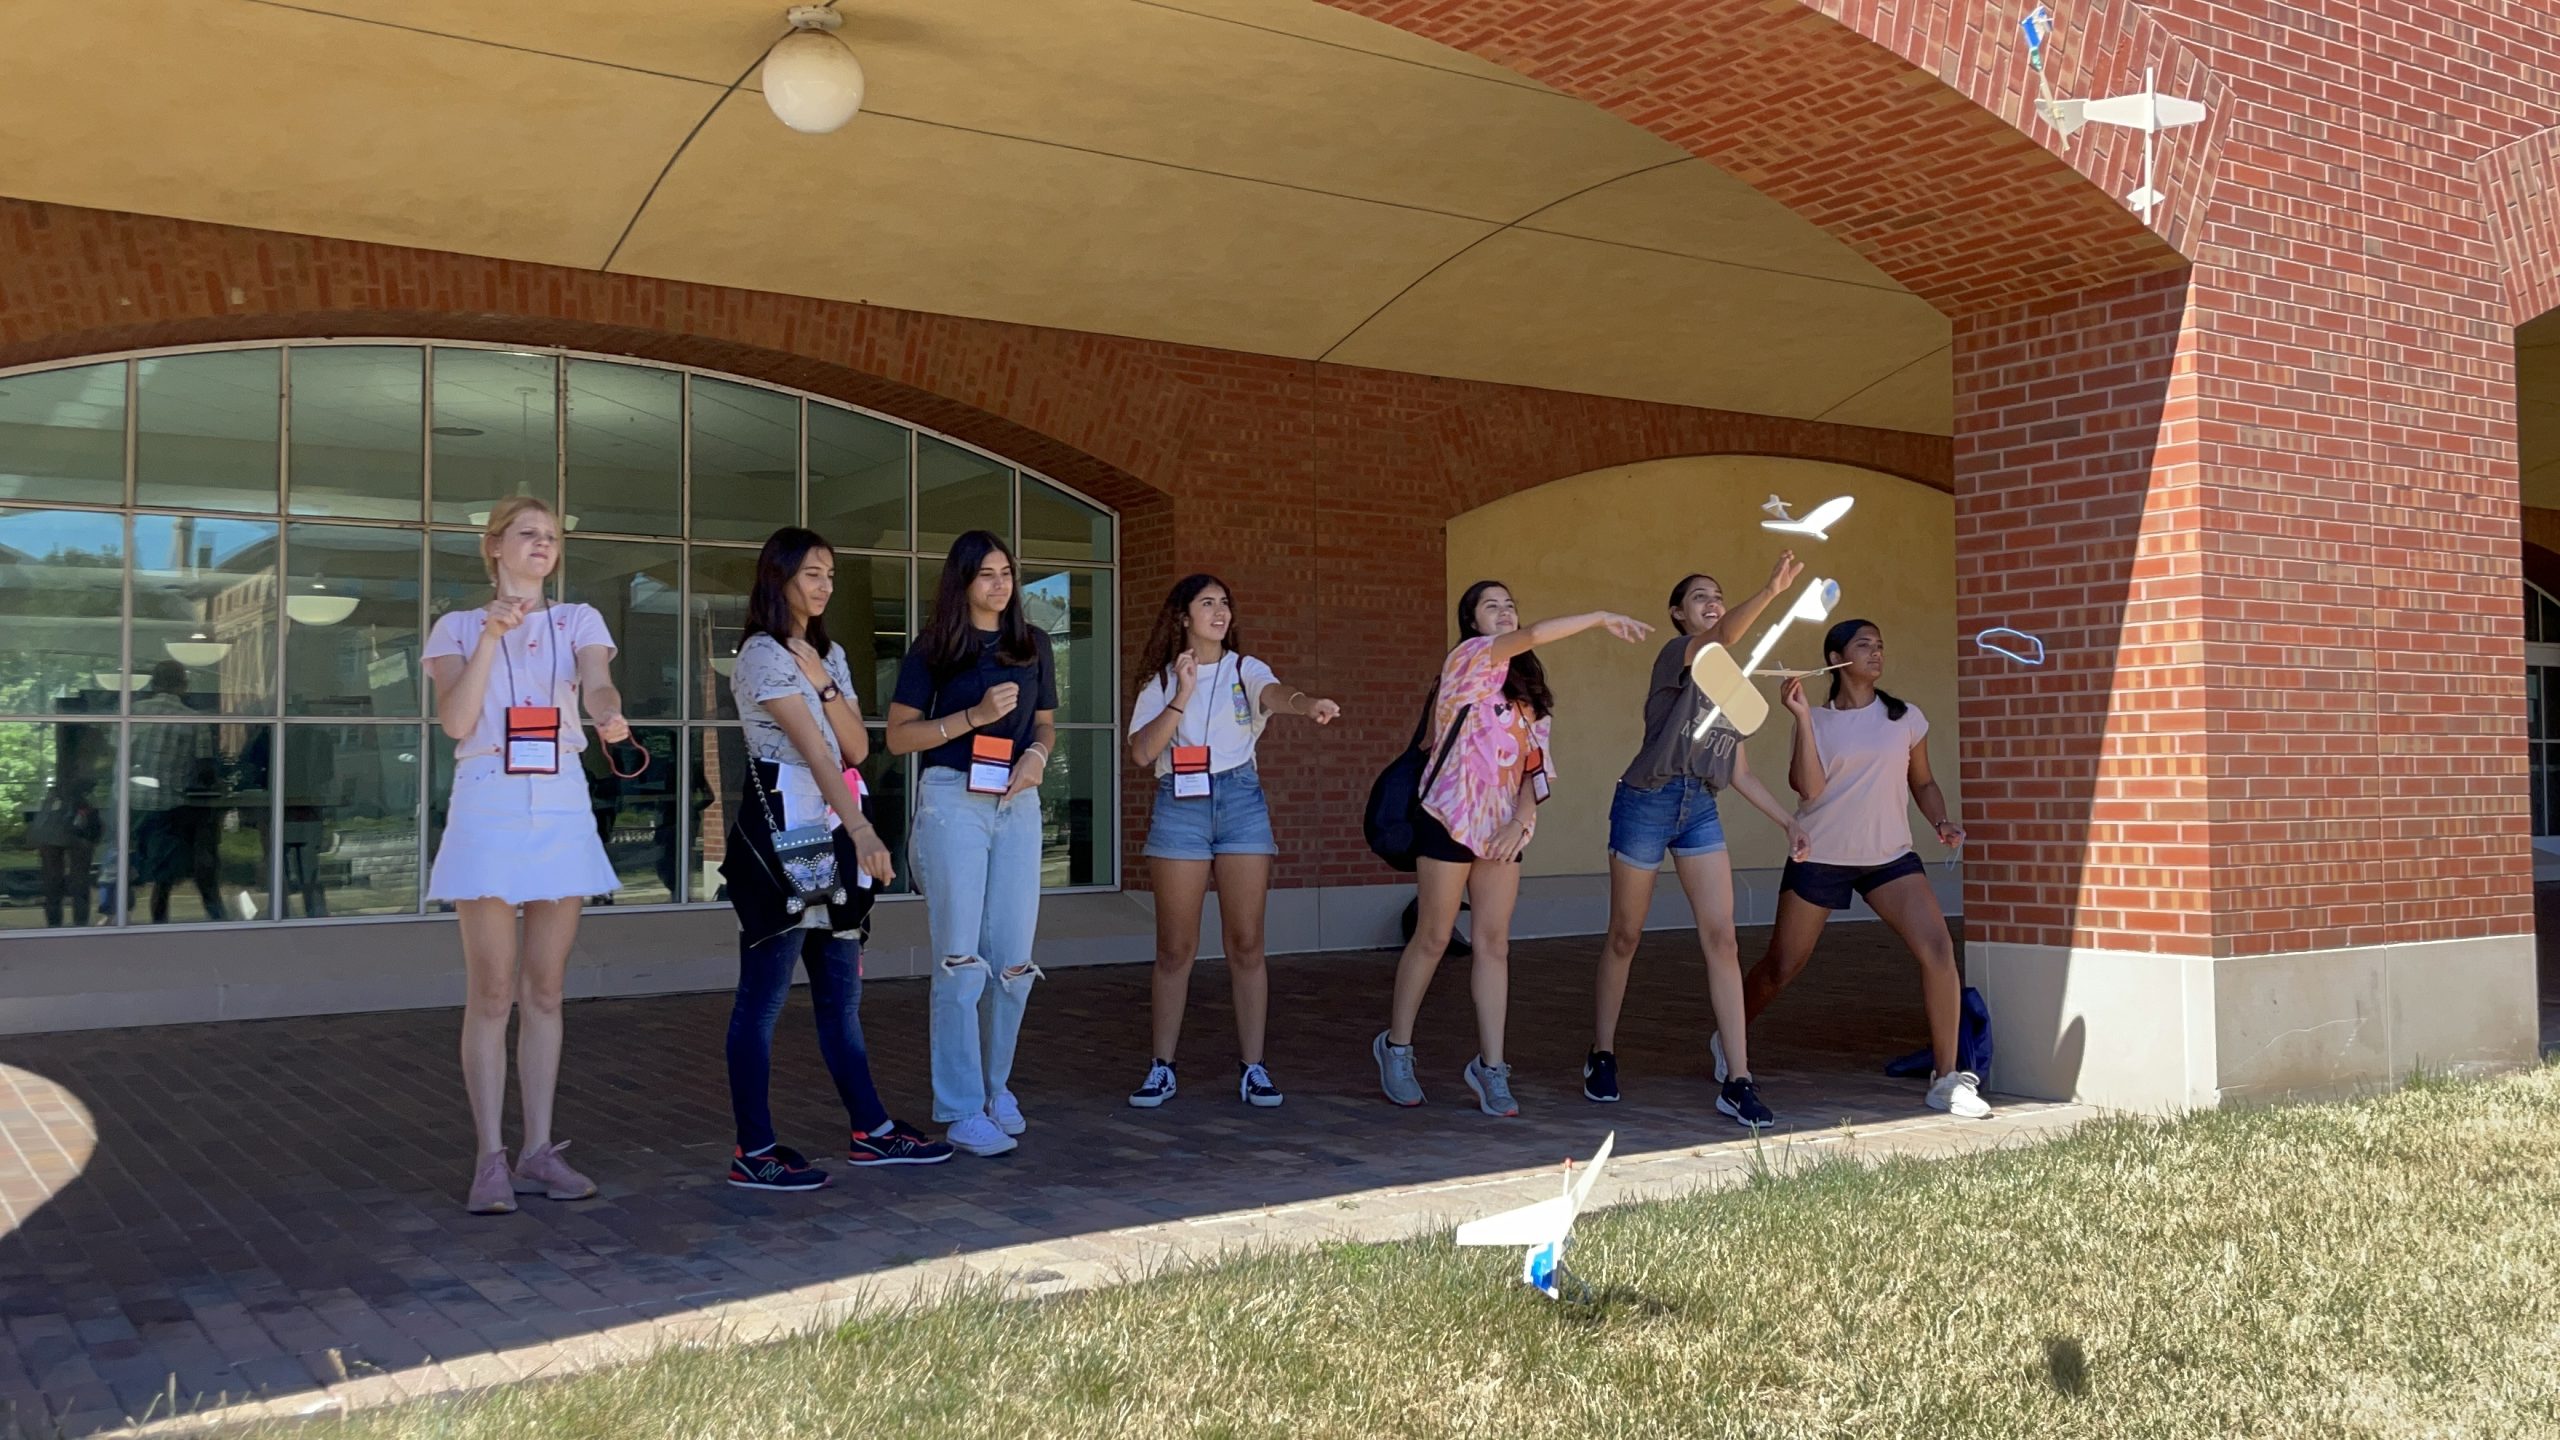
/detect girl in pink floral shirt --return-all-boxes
[1374,580,1650,1118]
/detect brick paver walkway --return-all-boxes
[0,921,2085,1436]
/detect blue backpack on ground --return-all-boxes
[1883,985,1993,1084]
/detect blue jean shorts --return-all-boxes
[1607,776,1726,869]
[1143,761,1278,861]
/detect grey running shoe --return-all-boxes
[1463,1055,1520,1117]
[1374,1030,1424,1107]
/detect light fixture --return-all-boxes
[711,649,740,678]
[287,579,360,627]
[763,5,866,134]
[92,671,147,692]
[165,631,230,666]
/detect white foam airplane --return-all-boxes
[1759,494,1854,542]
[1453,1131,1615,1300]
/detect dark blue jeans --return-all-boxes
[726,927,890,1152]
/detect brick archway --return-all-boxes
[1330,0,2551,1106]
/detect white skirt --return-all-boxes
[428,759,620,905]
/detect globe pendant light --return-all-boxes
[287,578,360,627]
[763,6,866,135]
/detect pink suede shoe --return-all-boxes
[465,1149,516,1215]
[511,1140,598,1201]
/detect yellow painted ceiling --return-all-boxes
[0,0,1952,435]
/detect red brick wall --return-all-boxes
[1325,0,2556,957]
[0,198,1950,896]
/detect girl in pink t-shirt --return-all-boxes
[1743,617,1987,1120]
[1373,580,1650,1118]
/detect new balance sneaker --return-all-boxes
[1129,1060,1178,1109]
[1582,1049,1620,1104]
[728,1144,830,1191]
[1716,1077,1777,1130]
[988,1089,1028,1137]
[1463,1055,1520,1118]
[945,1112,1019,1156]
[849,1121,953,1166]
[1926,1070,1992,1120]
[1239,1062,1283,1108]
[1709,1031,1729,1083]
[1374,1030,1424,1107]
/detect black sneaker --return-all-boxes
[1583,1048,1620,1104]
[849,1120,954,1166]
[1129,1059,1177,1109]
[1238,1062,1283,1108]
[1716,1076,1776,1130]
[728,1144,830,1190]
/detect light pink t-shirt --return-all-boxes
[1794,697,1929,868]
[422,602,616,761]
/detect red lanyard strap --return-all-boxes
[601,735,651,780]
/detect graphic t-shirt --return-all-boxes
[1620,635,1741,792]
[1418,636,1554,856]
[422,602,615,761]
[1794,697,1931,867]
[732,633,858,768]
[1127,652,1279,777]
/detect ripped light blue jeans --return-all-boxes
[911,767,1045,1123]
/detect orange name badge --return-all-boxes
[967,733,1016,795]
[505,706,562,775]
[1524,744,1551,804]
[1170,744,1212,799]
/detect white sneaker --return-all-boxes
[988,1089,1027,1136]
[1926,1070,1991,1120]
[1709,1031,1728,1083]
[945,1113,1018,1156]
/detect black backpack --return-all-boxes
[1363,682,1470,872]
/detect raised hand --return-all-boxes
[1598,612,1654,644]
[1172,651,1199,699]
[1768,549,1804,592]
[482,596,530,639]
[1780,676,1810,719]
[785,636,831,687]
[1307,697,1342,725]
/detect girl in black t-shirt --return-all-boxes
[885,530,1059,1158]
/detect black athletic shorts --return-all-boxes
[1780,851,1925,911]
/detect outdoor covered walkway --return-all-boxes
[0,922,2081,1435]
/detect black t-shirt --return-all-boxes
[893,628,1059,773]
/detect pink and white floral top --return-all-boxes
[1419,636,1554,857]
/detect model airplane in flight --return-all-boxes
[1760,494,1854,542]
[1453,1131,1615,1300]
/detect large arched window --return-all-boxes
[2528,581,2560,839]
[0,342,1117,932]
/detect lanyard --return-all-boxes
[496,601,564,715]
[1181,653,1229,751]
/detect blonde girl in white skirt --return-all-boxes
[422,495,631,1214]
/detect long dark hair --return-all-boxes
[1667,572,1718,636]
[921,529,1039,674]
[742,527,836,661]
[1458,579,1555,719]
[1822,618,1907,720]
[1138,573,1250,690]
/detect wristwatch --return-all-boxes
[818,683,842,703]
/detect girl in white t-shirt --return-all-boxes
[420,496,632,1214]
[1745,617,1988,1119]
[1124,574,1340,1111]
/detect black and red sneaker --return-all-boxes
[849,1119,954,1167]
[728,1144,831,1190]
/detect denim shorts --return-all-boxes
[1143,761,1279,861]
[1606,776,1727,869]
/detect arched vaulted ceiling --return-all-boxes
[0,0,1952,433]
